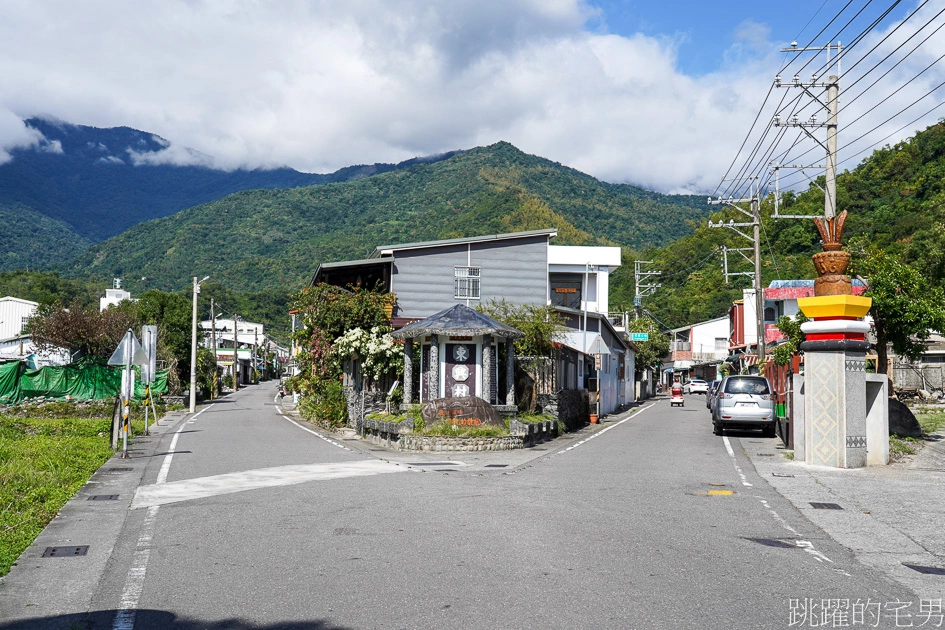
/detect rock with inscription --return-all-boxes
[888,398,922,438]
[421,396,502,428]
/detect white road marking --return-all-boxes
[278,410,352,451]
[722,435,754,487]
[556,403,655,455]
[114,405,210,630]
[132,460,405,508]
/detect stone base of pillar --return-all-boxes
[801,348,867,468]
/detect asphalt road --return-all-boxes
[6,386,919,629]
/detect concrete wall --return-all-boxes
[390,236,549,318]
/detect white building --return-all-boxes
[100,278,133,311]
[0,296,37,340]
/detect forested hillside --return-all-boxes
[0,118,459,269]
[0,203,92,271]
[621,121,945,329]
[65,142,707,293]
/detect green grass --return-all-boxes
[0,417,114,576]
[422,422,510,438]
[888,409,945,460]
[0,404,162,577]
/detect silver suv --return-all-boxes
[712,375,775,437]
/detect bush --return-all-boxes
[298,379,347,428]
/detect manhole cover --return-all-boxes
[484,464,508,468]
[88,495,119,501]
[810,502,843,510]
[42,546,89,557]
[903,564,945,575]
[746,538,795,549]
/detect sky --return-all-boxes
[0,0,939,195]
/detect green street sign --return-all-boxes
[631,332,649,341]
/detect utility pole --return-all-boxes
[633,260,661,319]
[233,314,239,392]
[720,246,754,284]
[772,41,841,226]
[253,327,258,384]
[709,179,765,364]
[188,276,209,414]
[210,298,217,400]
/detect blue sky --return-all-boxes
[0,1,940,194]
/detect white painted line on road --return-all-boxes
[132,460,406,508]
[556,403,655,455]
[112,505,160,630]
[722,435,753,487]
[758,498,799,536]
[278,410,352,451]
[157,405,210,485]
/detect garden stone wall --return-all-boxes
[345,387,387,428]
[536,389,588,432]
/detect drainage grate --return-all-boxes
[772,472,795,478]
[484,464,508,468]
[104,467,133,472]
[407,462,458,466]
[88,495,119,501]
[810,502,843,510]
[746,538,796,549]
[903,564,945,576]
[42,546,89,557]
[756,454,774,457]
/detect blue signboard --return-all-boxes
[631,332,649,342]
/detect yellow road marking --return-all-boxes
[708,489,734,496]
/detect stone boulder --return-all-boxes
[888,398,922,438]
[421,396,502,428]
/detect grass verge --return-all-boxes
[0,406,155,577]
[889,409,945,460]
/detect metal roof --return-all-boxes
[391,304,524,340]
[371,229,557,258]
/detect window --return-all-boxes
[549,273,583,309]
[454,266,481,300]
[715,337,728,352]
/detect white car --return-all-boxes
[685,379,709,395]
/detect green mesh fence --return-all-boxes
[0,359,169,405]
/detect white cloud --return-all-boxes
[0,0,942,194]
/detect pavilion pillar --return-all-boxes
[429,334,440,400]
[403,339,414,405]
[482,335,494,403]
[505,339,515,406]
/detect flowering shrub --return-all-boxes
[333,326,403,383]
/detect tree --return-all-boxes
[852,244,945,374]
[477,299,565,360]
[625,317,669,376]
[772,312,809,366]
[28,300,134,359]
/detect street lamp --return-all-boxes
[189,275,210,413]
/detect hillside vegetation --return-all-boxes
[65,142,707,293]
[626,121,945,329]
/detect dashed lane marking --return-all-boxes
[556,403,655,455]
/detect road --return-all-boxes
[5,385,918,629]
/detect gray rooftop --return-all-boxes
[392,304,524,340]
[370,229,557,258]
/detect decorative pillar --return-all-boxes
[429,334,440,400]
[403,339,413,405]
[505,339,515,406]
[798,211,874,468]
[482,336,493,403]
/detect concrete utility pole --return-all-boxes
[633,260,661,319]
[210,299,217,400]
[709,178,765,364]
[189,276,209,414]
[233,314,239,392]
[772,42,841,226]
[720,246,754,284]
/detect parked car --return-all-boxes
[712,375,776,437]
[685,379,709,395]
[705,380,720,409]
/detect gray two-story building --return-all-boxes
[312,229,634,414]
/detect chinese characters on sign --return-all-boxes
[788,598,943,628]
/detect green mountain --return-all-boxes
[619,121,945,329]
[0,203,92,271]
[64,142,708,293]
[0,117,460,271]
